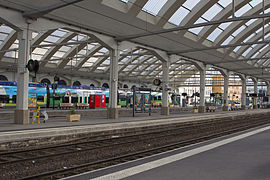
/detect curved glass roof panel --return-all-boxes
[243,33,256,43]
[235,4,252,17]
[142,0,168,16]
[221,35,234,45]
[207,28,223,42]
[183,0,200,10]
[217,0,231,8]
[232,25,246,37]
[0,25,13,34]
[249,0,262,7]
[245,19,257,26]
[0,33,8,42]
[233,46,241,53]
[120,0,128,3]
[188,18,206,35]
[168,7,190,26]
[218,22,232,30]
[243,47,253,56]
[260,44,269,52]
[202,4,223,21]
[0,25,13,45]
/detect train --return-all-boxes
[0,81,181,108]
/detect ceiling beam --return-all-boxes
[232,67,270,71]
[213,57,270,64]
[169,39,270,54]
[115,12,270,41]
[23,0,85,19]
[0,39,96,53]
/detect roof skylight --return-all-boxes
[142,0,168,16]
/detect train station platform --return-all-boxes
[0,108,270,145]
[65,121,270,180]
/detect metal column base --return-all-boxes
[161,107,170,116]
[198,106,205,113]
[241,105,246,110]
[222,106,228,111]
[15,109,29,124]
[107,108,119,119]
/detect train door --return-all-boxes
[87,92,91,104]
[96,95,101,108]
[83,91,88,103]
[46,84,50,108]
[100,94,106,108]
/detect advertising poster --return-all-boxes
[28,93,37,108]
[135,93,142,112]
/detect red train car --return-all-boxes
[89,94,106,108]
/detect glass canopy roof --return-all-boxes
[0,0,270,85]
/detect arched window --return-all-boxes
[102,83,109,88]
[0,75,8,81]
[131,85,136,89]
[40,78,51,84]
[73,81,81,86]
[90,84,95,87]
[123,84,128,88]
[58,80,67,85]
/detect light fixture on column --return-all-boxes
[26,59,39,78]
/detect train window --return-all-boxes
[157,96,161,100]
[84,97,87,103]
[54,96,61,101]
[119,95,126,101]
[71,97,78,103]
[0,95,9,103]
[153,96,157,100]
[12,95,16,103]
[106,97,109,103]
[79,97,82,103]
[62,97,69,103]
[37,96,44,102]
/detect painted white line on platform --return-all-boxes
[91,125,270,180]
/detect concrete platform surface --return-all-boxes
[66,124,270,180]
[0,109,269,143]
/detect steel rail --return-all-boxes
[18,119,270,180]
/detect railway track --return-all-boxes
[1,115,270,180]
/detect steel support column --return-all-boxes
[161,60,170,116]
[253,81,258,109]
[107,46,119,119]
[241,77,247,110]
[15,29,31,124]
[199,68,206,113]
[223,75,229,111]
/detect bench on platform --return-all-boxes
[152,102,161,107]
[59,103,73,109]
[206,106,216,112]
[76,103,89,109]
